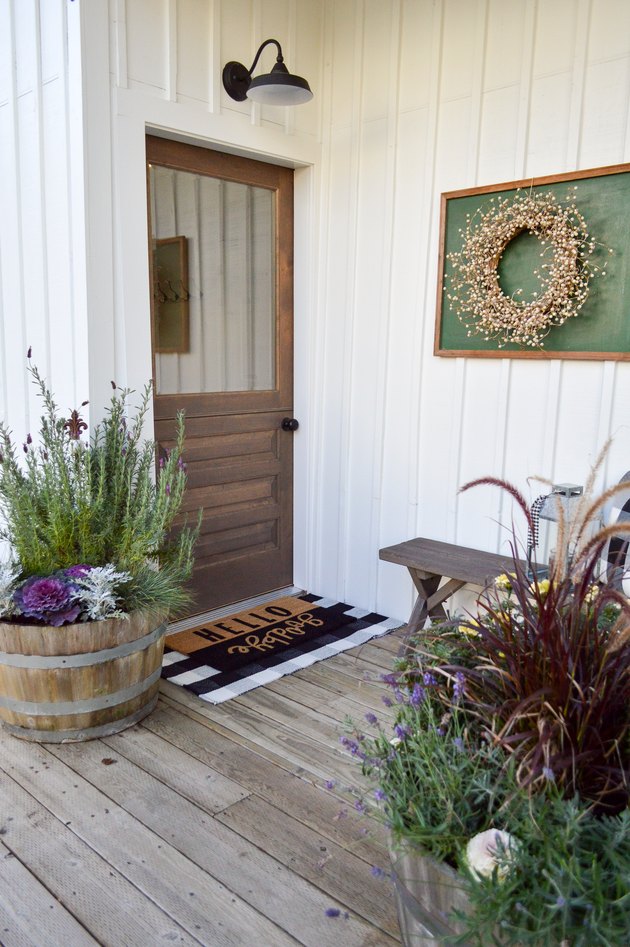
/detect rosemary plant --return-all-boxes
[0,358,199,622]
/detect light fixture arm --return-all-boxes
[246,39,284,78]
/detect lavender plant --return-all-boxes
[342,469,630,945]
[0,357,199,623]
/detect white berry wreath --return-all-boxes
[446,188,606,349]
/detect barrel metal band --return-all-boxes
[1,694,159,743]
[0,666,163,715]
[0,622,167,669]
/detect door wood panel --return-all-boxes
[147,137,294,615]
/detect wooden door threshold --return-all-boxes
[167,586,304,634]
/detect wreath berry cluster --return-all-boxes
[446,188,608,349]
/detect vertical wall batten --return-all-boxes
[0,0,29,439]
[113,0,129,89]
[337,0,365,602]
[372,0,403,608]
[32,0,52,375]
[446,0,490,546]
[166,0,178,103]
[413,0,444,538]
[566,0,592,169]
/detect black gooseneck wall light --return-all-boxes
[222,39,313,107]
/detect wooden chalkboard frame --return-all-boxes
[434,163,630,360]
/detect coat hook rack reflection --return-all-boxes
[154,279,192,302]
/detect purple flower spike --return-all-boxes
[13,576,80,626]
[410,683,425,706]
[165,483,171,495]
[394,724,410,741]
[364,711,378,725]
[453,671,466,700]
[27,346,32,359]
[374,788,386,801]
[381,695,393,707]
[324,779,336,790]
[423,671,438,687]
[325,908,341,918]
[371,865,386,878]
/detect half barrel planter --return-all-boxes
[0,612,167,742]
[389,841,473,946]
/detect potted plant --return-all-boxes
[0,354,198,742]
[344,473,630,945]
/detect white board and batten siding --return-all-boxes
[2,0,630,626]
[314,0,630,622]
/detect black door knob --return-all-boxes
[281,417,299,431]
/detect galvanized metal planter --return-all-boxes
[0,612,167,742]
[389,840,473,946]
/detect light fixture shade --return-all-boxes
[247,62,313,106]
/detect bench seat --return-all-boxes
[379,537,520,634]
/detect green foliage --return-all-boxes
[343,467,630,945]
[352,700,508,866]
[0,361,199,619]
[453,794,630,947]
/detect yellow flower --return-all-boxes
[459,618,481,638]
[494,573,514,592]
[531,578,551,598]
[584,584,600,605]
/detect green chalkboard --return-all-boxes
[434,164,630,359]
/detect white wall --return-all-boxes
[313,0,630,621]
[0,0,89,441]
[3,0,630,625]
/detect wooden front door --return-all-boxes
[146,136,295,616]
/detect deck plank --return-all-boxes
[46,737,397,947]
[0,733,293,947]
[159,681,358,786]
[0,761,201,946]
[0,625,403,945]
[0,838,98,947]
[215,793,399,937]
[142,703,390,867]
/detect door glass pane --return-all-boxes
[149,164,276,395]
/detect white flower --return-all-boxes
[465,829,519,880]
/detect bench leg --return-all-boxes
[401,573,467,655]
[406,573,442,635]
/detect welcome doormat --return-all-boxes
[161,593,400,704]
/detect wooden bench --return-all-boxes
[379,537,520,635]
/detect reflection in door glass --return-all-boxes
[149,165,276,395]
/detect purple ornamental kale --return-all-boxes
[64,564,93,578]
[13,576,81,626]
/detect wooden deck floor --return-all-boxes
[0,628,405,946]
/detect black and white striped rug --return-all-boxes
[161,593,399,704]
